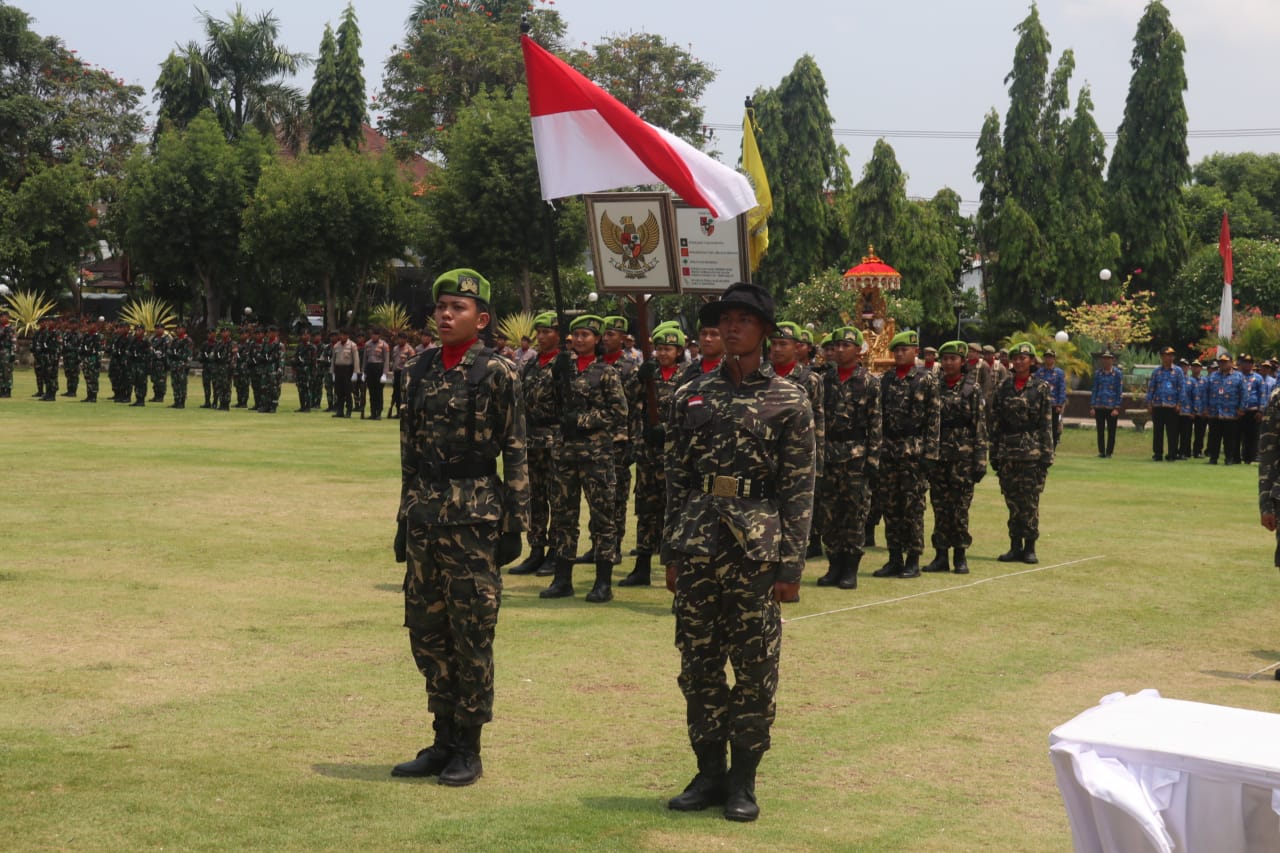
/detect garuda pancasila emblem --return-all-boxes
[600,210,661,279]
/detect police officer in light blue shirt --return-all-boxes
[1146,347,1184,461]
[1090,350,1123,458]
[1206,353,1246,464]
[1035,350,1067,447]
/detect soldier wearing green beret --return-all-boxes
[771,321,826,567]
[392,268,529,786]
[922,341,988,575]
[678,316,726,386]
[814,325,880,589]
[988,341,1054,564]
[872,330,941,579]
[539,313,628,603]
[598,315,640,567]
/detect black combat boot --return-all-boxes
[438,725,483,787]
[219,402,230,411]
[534,553,556,576]
[723,745,763,822]
[574,546,596,565]
[997,537,1023,562]
[507,544,544,575]
[667,741,728,811]
[391,715,453,778]
[805,532,823,559]
[539,558,575,599]
[922,548,950,572]
[130,398,145,407]
[899,552,922,579]
[815,553,843,587]
[872,550,903,577]
[618,552,652,587]
[952,548,970,574]
[584,560,613,603]
[837,552,861,590]
[1022,537,1039,564]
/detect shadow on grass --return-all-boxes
[500,591,675,618]
[579,795,671,815]
[1250,650,1280,661]
[373,583,402,593]
[1200,669,1276,681]
[311,762,402,782]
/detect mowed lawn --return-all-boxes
[3,367,1280,852]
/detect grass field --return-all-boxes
[3,367,1280,852]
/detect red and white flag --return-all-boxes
[521,35,755,220]
[1218,211,1233,347]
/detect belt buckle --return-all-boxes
[711,475,738,498]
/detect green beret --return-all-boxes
[652,327,686,347]
[602,315,628,333]
[829,326,864,345]
[889,330,919,349]
[938,340,968,357]
[569,314,604,335]
[533,311,558,330]
[652,320,678,332]
[1010,341,1038,359]
[433,268,491,303]
[771,321,802,341]
[799,329,815,344]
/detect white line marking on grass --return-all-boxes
[782,555,1107,624]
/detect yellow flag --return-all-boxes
[742,108,773,273]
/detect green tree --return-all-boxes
[0,162,94,295]
[1107,0,1190,291]
[1185,153,1280,243]
[848,138,904,256]
[307,25,341,151]
[1002,4,1051,220]
[892,194,959,334]
[753,55,852,294]
[154,43,216,138]
[1052,85,1120,306]
[1162,238,1280,344]
[419,85,585,315]
[309,4,366,153]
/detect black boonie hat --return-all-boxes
[698,282,776,330]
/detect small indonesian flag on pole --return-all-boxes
[520,35,756,220]
[1218,211,1233,351]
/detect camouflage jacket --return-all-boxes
[604,352,642,446]
[167,335,193,370]
[521,353,561,451]
[293,341,316,372]
[662,361,816,582]
[635,362,684,464]
[398,341,529,532]
[236,341,258,373]
[0,322,16,357]
[78,331,103,362]
[199,339,217,367]
[62,330,81,363]
[263,340,284,371]
[938,369,988,470]
[988,374,1054,465]
[878,365,941,462]
[109,332,129,360]
[316,342,333,370]
[148,334,169,368]
[128,335,150,366]
[822,365,881,475]
[777,363,825,475]
[1258,391,1280,513]
[562,358,628,460]
[30,328,52,355]
[212,339,233,367]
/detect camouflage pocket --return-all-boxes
[470,571,502,634]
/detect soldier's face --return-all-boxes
[535,326,560,353]
[769,337,796,366]
[892,345,917,367]
[434,295,488,345]
[941,353,964,377]
[1011,353,1033,375]
[698,327,723,359]
[603,329,625,353]
[570,329,598,356]
[833,340,860,369]
[718,308,766,356]
[655,344,680,367]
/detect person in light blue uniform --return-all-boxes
[1177,359,1202,460]
[1192,360,1212,458]
[1090,350,1123,458]
[1146,347,1184,461]
[1206,353,1246,465]
[1035,350,1067,448]
[1239,354,1265,464]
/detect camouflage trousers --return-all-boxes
[35,354,56,395]
[201,368,212,405]
[612,442,632,547]
[549,445,618,563]
[108,358,123,399]
[927,460,976,549]
[234,371,250,406]
[404,521,502,727]
[63,358,79,395]
[131,363,148,402]
[673,527,781,755]
[877,457,928,555]
[633,449,666,555]
[211,366,231,408]
[995,460,1048,541]
[0,356,13,394]
[150,365,167,399]
[295,369,312,409]
[309,369,324,410]
[526,444,570,555]
[170,367,189,405]
[817,462,872,556]
[324,371,335,410]
[83,357,100,398]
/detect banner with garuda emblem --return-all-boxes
[584,192,681,294]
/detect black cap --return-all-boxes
[698,282,776,330]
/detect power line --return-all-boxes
[702,122,1280,141]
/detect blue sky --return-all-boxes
[33,0,1280,210]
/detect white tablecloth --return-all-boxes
[1050,689,1280,852]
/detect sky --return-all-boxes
[31,0,1280,214]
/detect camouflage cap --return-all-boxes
[889,330,919,349]
[602,315,628,333]
[828,326,864,345]
[938,340,968,358]
[652,326,686,347]
[922,346,938,357]
[532,310,558,329]
[1043,348,1056,358]
[432,268,491,303]
[771,321,802,341]
[1099,350,1116,358]
[569,314,604,335]
[982,344,996,354]
[1009,341,1038,359]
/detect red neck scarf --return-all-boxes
[603,351,622,365]
[538,350,557,367]
[837,366,856,383]
[895,365,912,380]
[701,356,721,373]
[660,365,678,381]
[946,373,963,388]
[774,361,796,377]
[576,353,595,373]
[1014,374,1029,390]
[441,339,476,371]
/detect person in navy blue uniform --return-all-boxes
[1239,354,1265,464]
[1206,353,1246,465]
[1035,349,1067,448]
[1090,350,1123,458]
[1146,346,1184,461]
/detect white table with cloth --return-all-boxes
[1049,689,1280,852]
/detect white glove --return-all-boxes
[381,373,391,385]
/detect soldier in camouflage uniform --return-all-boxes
[128,325,150,405]
[662,282,815,823]
[508,311,565,577]
[620,324,686,587]
[770,321,825,569]
[312,331,331,412]
[0,312,14,397]
[167,325,193,408]
[320,331,337,411]
[539,314,627,603]
[922,340,988,575]
[871,330,941,579]
[1258,387,1280,569]
[233,329,252,407]
[292,330,316,412]
[108,323,129,401]
[79,319,103,402]
[199,330,217,407]
[148,325,169,402]
[988,341,1054,564]
[258,326,284,413]
[596,316,640,564]
[212,326,234,410]
[813,326,881,590]
[61,318,81,397]
[677,320,725,386]
[391,268,529,787]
